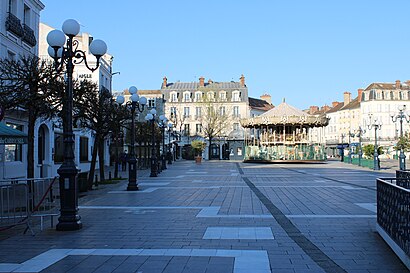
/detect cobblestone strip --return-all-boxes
[236,163,347,273]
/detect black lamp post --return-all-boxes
[158,115,168,170]
[116,87,147,190]
[356,126,365,167]
[391,105,409,170]
[146,109,158,177]
[167,123,173,164]
[367,117,382,170]
[47,19,107,231]
[340,133,345,162]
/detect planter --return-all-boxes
[195,156,202,164]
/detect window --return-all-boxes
[170,92,178,102]
[148,98,156,108]
[232,91,240,102]
[79,137,89,162]
[196,124,202,133]
[233,123,239,131]
[207,91,215,101]
[195,92,202,102]
[220,92,227,101]
[233,106,240,118]
[24,4,30,26]
[183,92,191,102]
[195,107,201,119]
[9,0,17,14]
[184,124,190,136]
[170,107,177,119]
[183,107,190,118]
[54,133,64,163]
[220,106,226,116]
[4,123,23,162]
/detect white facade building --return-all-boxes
[0,0,44,179]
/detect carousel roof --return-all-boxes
[240,99,329,127]
[260,99,308,117]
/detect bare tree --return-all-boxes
[195,93,232,160]
[0,55,61,178]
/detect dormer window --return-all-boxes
[232,91,240,102]
[219,91,227,101]
[170,92,178,102]
[195,91,202,102]
[207,91,215,101]
[183,91,191,102]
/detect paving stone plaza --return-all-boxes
[0,160,408,273]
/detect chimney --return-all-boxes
[357,88,364,102]
[309,105,319,114]
[332,101,339,108]
[343,92,351,106]
[321,105,330,112]
[260,94,272,104]
[240,74,245,87]
[208,79,213,84]
[396,80,401,89]
[162,76,167,88]
[199,76,205,87]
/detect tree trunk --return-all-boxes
[114,136,119,178]
[208,137,212,160]
[88,136,99,190]
[27,113,36,178]
[98,135,105,182]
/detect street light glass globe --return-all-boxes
[47,46,63,58]
[47,29,66,48]
[90,39,107,57]
[150,109,157,115]
[139,97,147,105]
[131,94,139,102]
[128,86,137,95]
[159,114,166,121]
[168,123,173,128]
[62,19,80,36]
[116,96,125,104]
[146,113,153,120]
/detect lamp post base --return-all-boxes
[127,184,139,191]
[56,216,82,231]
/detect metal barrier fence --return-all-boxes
[377,177,410,257]
[0,177,59,234]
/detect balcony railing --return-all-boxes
[22,24,37,47]
[5,12,24,37]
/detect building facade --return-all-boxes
[161,75,249,160]
[0,0,44,179]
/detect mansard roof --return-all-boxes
[364,82,410,91]
[248,97,274,111]
[162,81,245,90]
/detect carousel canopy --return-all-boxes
[241,99,329,127]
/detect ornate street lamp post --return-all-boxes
[391,105,409,170]
[356,126,365,167]
[367,118,382,170]
[167,123,173,164]
[158,115,168,170]
[47,19,107,231]
[146,109,158,177]
[116,87,147,191]
[340,133,345,162]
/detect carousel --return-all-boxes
[241,99,329,162]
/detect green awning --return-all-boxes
[0,122,27,144]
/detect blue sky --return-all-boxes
[40,0,410,109]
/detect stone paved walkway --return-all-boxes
[0,160,408,273]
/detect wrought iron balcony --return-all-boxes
[5,12,24,37]
[22,24,37,47]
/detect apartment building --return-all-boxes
[161,75,249,160]
[0,0,44,179]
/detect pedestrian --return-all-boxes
[121,152,127,171]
